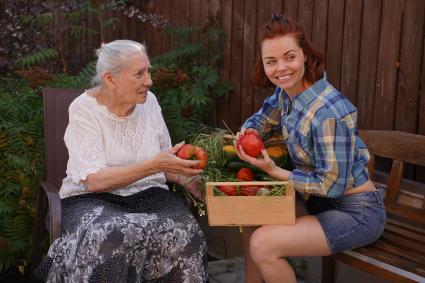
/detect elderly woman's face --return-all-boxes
[113,52,152,104]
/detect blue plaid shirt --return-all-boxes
[243,73,370,198]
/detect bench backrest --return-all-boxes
[43,88,83,189]
[359,130,425,225]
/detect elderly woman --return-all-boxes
[36,40,207,282]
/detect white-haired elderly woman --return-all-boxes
[36,40,207,282]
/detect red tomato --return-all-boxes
[177,144,195,159]
[237,132,264,157]
[193,146,208,169]
[176,144,208,169]
[217,185,237,196]
[236,168,254,181]
[240,185,261,196]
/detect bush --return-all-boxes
[151,14,231,143]
[0,77,44,272]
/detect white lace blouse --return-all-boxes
[59,91,172,199]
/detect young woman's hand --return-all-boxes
[234,140,277,175]
[236,128,259,140]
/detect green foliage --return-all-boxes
[0,77,44,272]
[152,15,232,143]
[16,48,59,68]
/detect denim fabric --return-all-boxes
[305,188,386,253]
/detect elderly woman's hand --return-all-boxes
[154,142,202,177]
[183,175,203,201]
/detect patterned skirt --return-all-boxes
[36,187,208,282]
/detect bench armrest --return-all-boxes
[40,182,62,242]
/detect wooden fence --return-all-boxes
[70,0,425,135]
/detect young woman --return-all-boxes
[36,40,207,282]
[234,15,386,283]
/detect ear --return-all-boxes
[103,72,116,89]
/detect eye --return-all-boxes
[286,55,295,62]
[265,60,276,66]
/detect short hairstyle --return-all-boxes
[92,40,147,86]
[252,14,324,88]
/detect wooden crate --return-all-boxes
[205,181,295,226]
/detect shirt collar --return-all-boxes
[282,72,328,111]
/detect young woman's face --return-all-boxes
[113,52,153,105]
[261,35,307,96]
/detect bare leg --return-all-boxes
[250,215,331,283]
[241,226,263,283]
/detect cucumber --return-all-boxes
[226,161,262,173]
[256,172,275,181]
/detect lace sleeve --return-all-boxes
[64,102,107,184]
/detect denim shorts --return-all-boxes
[305,188,386,254]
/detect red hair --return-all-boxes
[252,14,324,88]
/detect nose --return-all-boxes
[144,73,153,88]
[277,60,286,71]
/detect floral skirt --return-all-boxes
[36,187,208,283]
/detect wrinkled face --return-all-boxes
[261,35,307,96]
[112,52,153,104]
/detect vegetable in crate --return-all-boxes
[217,185,237,196]
[266,145,288,166]
[236,167,254,181]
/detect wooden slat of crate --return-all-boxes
[205,181,295,226]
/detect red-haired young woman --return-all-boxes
[234,14,385,283]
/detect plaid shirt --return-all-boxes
[243,73,370,198]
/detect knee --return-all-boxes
[249,228,274,265]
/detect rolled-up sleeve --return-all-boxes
[242,88,282,137]
[289,118,355,197]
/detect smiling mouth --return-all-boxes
[276,73,293,82]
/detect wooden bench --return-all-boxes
[322,130,425,283]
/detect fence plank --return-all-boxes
[241,0,258,124]
[144,0,155,52]
[325,0,345,89]
[394,0,425,133]
[284,0,298,21]
[357,0,381,129]
[228,0,246,130]
[373,0,403,130]
[254,0,274,114]
[210,0,220,15]
[217,0,233,127]
[311,0,328,56]
[298,0,314,41]
[418,7,425,137]
[340,0,362,105]
[270,0,284,14]
[418,22,425,183]
[200,0,211,25]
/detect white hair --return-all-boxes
[91,40,147,86]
